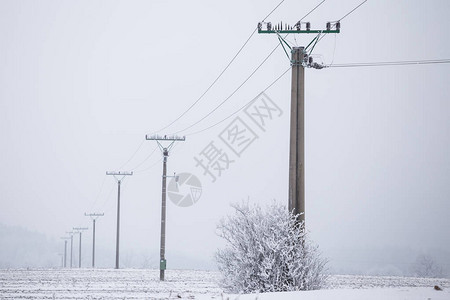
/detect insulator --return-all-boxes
[258,22,262,31]
[326,22,331,31]
[336,21,341,30]
[267,22,272,30]
[306,22,311,31]
[296,23,301,30]
[309,56,313,64]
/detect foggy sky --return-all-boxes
[1,0,449,273]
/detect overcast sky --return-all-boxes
[1,0,449,272]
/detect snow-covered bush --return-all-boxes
[215,201,327,293]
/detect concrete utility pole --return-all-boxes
[106,171,133,269]
[66,232,75,268]
[85,213,104,268]
[145,134,185,281]
[73,227,88,268]
[257,20,340,225]
[289,46,305,223]
[60,237,71,268]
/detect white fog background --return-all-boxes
[0,0,449,276]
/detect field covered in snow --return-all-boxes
[0,269,449,299]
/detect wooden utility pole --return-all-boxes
[289,47,305,223]
[106,171,133,269]
[146,134,185,281]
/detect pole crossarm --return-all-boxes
[258,21,340,34]
[106,171,133,182]
[106,171,133,176]
[259,29,339,34]
[146,134,186,153]
[85,212,104,220]
[73,227,89,232]
[145,134,186,141]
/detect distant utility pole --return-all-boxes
[145,134,185,281]
[60,237,71,268]
[66,231,75,268]
[73,227,88,268]
[257,20,340,225]
[85,213,104,268]
[106,171,133,269]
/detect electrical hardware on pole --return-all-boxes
[258,20,340,226]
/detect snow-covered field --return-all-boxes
[0,269,448,299]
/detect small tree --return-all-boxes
[413,254,443,278]
[215,202,327,293]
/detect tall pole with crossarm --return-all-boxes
[257,20,340,225]
[85,213,104,268]
[145,134,185,281]
[73,227,88,268]
[106,171,133,269]
[66,231,75,268]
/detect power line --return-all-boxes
[172,43,281,135]
[185,66,291,136]
[129,145,158,171]
[327,59,450,68]
[339,0,368,22]
[89,175,107,211]
[117,139,145,170]
[148,0,287,136]
[297,0,326,24]
[173,1,333,135]
[314,0,368,46]
[262,0,286,22]
[133,157,164,174]
[149,29,257,135]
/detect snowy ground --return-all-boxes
[0,269,448,299]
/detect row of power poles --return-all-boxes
[57,18,337,275]
[103,136,184,281]
[60,217,103,268]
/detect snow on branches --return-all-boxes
[215,201,327,293]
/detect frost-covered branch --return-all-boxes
[215,201,328,293]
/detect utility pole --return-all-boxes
[73,227,88,268]
[145,134,185,281]
[66,231,75,268]
[106,171,133,269]
[257,20,340,225]
[289,46,305,224]
[60,237,71,268]
[85,213,104,268]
